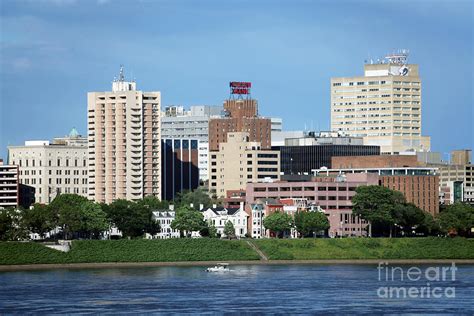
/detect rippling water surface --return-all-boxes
[1,264,473,314]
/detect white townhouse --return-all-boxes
[202,204,248,238]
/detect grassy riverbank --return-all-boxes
[1,238,473,266]
[253,237,474,260]
[0,239,260,265]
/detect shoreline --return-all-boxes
[2,259,474,272]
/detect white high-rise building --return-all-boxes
[87,66,161,203]
[331,50,430,154]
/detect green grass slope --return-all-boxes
[253,237,474,260]
[0,239,260,265]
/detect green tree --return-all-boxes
[22,204,54,239]
[138,195,169,210]
[223,221,236,239]
[263,211,294,238]
[175,187,214,209]
[50,194,89,239]
[171,205,206,237]
[391,203,428,236]
[199,221,218,238]
[352,186,406,237]
[437,203,474,237]
[0,208,29,241]
[105,200,159,238]
[0,209,12,240]
[80,201,109,239]
[295,211,330,237]
[208,223,218,238]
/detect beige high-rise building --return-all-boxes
[331,50,430,154]
[209,132,280,198]
[87,67,161,203]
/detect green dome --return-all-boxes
[69,127,79,138]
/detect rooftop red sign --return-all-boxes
[230,82,251,88]
[230,82,251,95]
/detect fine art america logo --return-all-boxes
[377,262,457,299]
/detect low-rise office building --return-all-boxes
[246,173,379,237]
[8,130,88,204]
[277,144,380,175]
[313,166,439,215]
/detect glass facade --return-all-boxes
[276,145,380,175]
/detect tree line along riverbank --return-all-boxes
[1,238,473,266]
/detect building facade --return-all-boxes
[0,160,19,208]
[161,138,200,201]
[161,105,222,182]
[330,50,430,154]
[209,98,272,151]
[150,207,180,239]
[8,130,88,204]
[313,166,439,215]
[209,132,280,198]
[202,205,248,238]
[436,163,474,204]
[277,144,380,175]
[332,155,421,169]
[246,173,380,237]
[284,131,364,146]
[87,67,161,203]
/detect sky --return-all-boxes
[1,0,473,160]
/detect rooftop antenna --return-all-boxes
[119,64,125,82]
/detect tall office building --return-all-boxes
[8,129,88,204]
[209,82,272,151]
[209,132,280,198]
[161,105,222,181]
[87,66,161,203]
[331,50,430,154]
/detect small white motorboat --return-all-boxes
[206,263,230,272]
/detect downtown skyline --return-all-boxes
[1,0,473,159]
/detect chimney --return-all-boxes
[199,204,204,210]
[190,203,194,209]
[240,201,244,211]
[169,205,174,211]
[212,204,217,208]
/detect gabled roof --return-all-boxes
[204,207,243,216]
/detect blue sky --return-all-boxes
[1,0,473,160]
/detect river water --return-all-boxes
[1,264,473,314]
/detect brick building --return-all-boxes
[332,155,421,169]
[209,99,271,151]
[246,173,380,237]
[315,161,439,215]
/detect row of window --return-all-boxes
[253,186,357,192]
[332,81,420,87]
